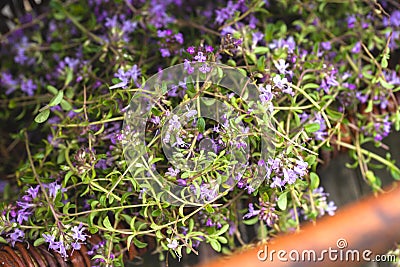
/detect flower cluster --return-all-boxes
[42,223,89,258]
[243,201,279,227]
[264,156,308,189]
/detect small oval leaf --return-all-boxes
[49,91,64,107]
[35,109,50,124]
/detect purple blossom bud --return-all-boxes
[187,46,196,54]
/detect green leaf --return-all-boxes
[33,237,45,247]
[309,172,320,189]
[0,236,7,244]
[209,239,221,252]
[189,218,195,232]
[35,109,50,123]
[202,98,216,106]
[243,216,259,225]
[179,204,185,218]
[197,117,205,133]
[303,83,320,90]
[127,235,135,252]
[365,170,376,184]
[364,99,373,113]
[254,47,269,55]
[390,168,400,181]
[65,68,73,86]
[50,42,63,51]
[215,224,229,236]
[217,236,228,244]
[151,107,162,116]
[257,56,265,72]
[49,91,64,107]
[133,237,148,248]
[205,204,214,213]
[277,191,288,210]
[103,216,114,231]
[381,57,388,69]
[326,108,343,120]
[379,77,394,89]
[46,85,58,95]
[305,155,317,166]
[60,99,72,111]
[304,122,320,133]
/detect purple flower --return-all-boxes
[243,203,261,219]
[160,48,171,57]
[252,32,264,46]
[71,223,88,242]
[16,210,32,224]
[245,184,255,194]
[268,157,282,170]
[2,72,19,95]
[8,229,25,246]
[374,116,391,141]
[294,158,308,177]
[205,45,214,53]
[248,15,258,29]
[184,59,194,74]
[325,201,337,216]
[14,37,34,65]
[326,72,339,88]
[174,33,184,44]
[71,241,81,251]
[356,92,368,103]
[384,70,400,85]
[122,20,137,33]
[176,179,187,186]
[199,183,218,201]
[313,113,327,141]
[157,29,171,38]
[215,1,238,24]
[260,203,279,227]
[347,15,356,28]
[321,41,332,50]
[110,65,141,89]
[21,79,37,96]
[167,238,179,250]
[168,115,181,130]
[351,42,361,53]
[45,182,66,199]
[199,63,211,73]
[284,36,296,53]
[138,188,148,199]
[274,59,289,74]
[272,75,287,89]
[105,15,118,29]
[173,136,188,147]
[187,46,196,54]
[43,233,55,244]
[185,109,197,118]
[283,168,298,184]
[27,185,40,199]
[166,167,180,177]
[243,202,278,227]
[270,177,285,188]
[194,51,206,62]
[42,233,68,258]
[390,10,400,27]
